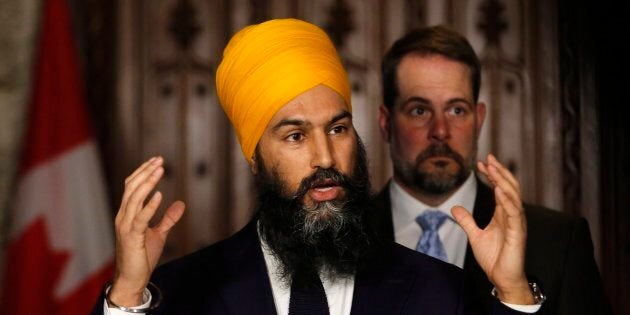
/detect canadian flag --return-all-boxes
[1,0,114,313]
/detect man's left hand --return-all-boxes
[451,154,535,305]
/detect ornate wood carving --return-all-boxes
[77,0,118,205]
[404,0,427,29]
[324,0,355,49]
[477,0,507,47]
[168,0,201,51]
[249,0,269,23]
[558,0,582,217]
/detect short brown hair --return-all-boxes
[381,25,481,109]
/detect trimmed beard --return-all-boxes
[394,142,473,195]
[255,138,374,286]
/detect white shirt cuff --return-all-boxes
[501,301,542,313]
[103,285,152,315]
[492,286,542,313]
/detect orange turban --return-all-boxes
[216,18,351,162]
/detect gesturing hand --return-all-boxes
[109,157,186,306]
[451,154,534,305]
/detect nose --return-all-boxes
[429,113,450,142]
[310,132,335,170]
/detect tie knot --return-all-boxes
[416,210,449,231]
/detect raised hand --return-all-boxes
[109,157,186,306]
[451,154,534,304]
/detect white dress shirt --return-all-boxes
[261,239,355,315]
[390,173,477,268]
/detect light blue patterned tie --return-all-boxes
[415,210,449,262]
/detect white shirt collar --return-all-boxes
[390,173,477,229]
[258,227,355,315]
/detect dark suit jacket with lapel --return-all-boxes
[368,179,611,315]
[93,218,526,315]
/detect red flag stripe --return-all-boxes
[19,0,91,175]
[1,0,114,313]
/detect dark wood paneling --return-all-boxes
[75,0,119,208]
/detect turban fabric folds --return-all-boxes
[216,18,351,161]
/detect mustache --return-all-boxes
[291,168,349,200]
[416,143,465,165]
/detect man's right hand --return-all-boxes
[108,157,186,307]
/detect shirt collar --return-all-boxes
[389,173,477,225]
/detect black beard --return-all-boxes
[255,138,374,286]
[394,142,472,195]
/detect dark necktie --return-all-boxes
[288,270,330,315]
[415,209,449,262]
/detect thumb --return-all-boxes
[451,205,480,240]
[155,201,186,237]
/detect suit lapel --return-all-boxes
[368,183,396,243]
[350,246,416,315]
[471,179,495,229]
[463,179,496,313]
[217,220,278,315]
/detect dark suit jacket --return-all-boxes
[93,219,527,314]
[367,179,611,315]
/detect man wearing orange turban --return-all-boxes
[98,19,539,315]
[216,18,351,162]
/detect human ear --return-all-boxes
[475,102,487,131]
[378,105,391,142]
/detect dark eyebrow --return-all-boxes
[272,118,310,132]
[272,110,352,132]
[402,96,430,107]
[328,111,352,126]
[402,96,474,107]
[447,98,474,107]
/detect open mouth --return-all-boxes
[308,179,342,201]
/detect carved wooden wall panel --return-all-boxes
[117,0,235,261]
[115,0,581,262]
[451,1,590,237]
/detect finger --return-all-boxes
[477,160,489,176]
[451,205,481,241]
[119,158,164,219]
[488,154,520,194]
[154,201,186,237]
[121,157,163,206]
[495,187,527,240]
[131,191,163,233]
[488,165,521,211]
[496,186,523,219]
[491,186,508,227]
[122,166,165,227]
[125,156,158,186]
[477,161,496,187]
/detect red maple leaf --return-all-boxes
[2,217,69,314]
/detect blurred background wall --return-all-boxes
[0,0,628,313]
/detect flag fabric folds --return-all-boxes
[1,0,114,313]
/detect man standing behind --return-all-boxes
[372,25,610,314]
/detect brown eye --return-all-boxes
[410,107,425,116]
[329,125,347,135]
[286,132,304,142]
[450,106,466,116]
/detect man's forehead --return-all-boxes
[397,54,474,101]
[267,85,351,128]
